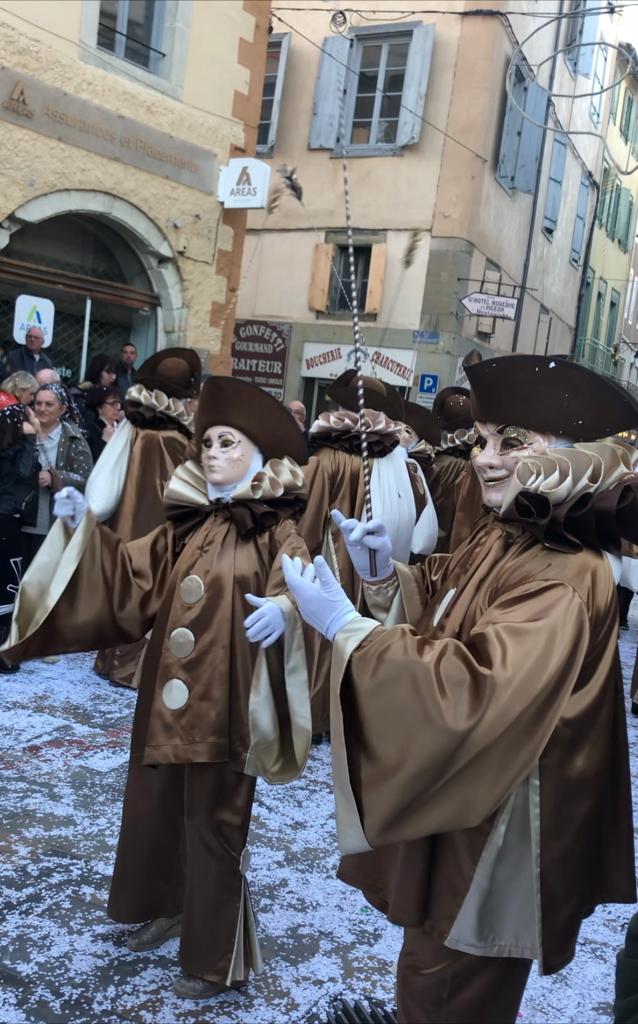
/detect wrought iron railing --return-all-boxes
[573,336,626,380]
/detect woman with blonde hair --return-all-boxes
[1,371,38,406]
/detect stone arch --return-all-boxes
[0,190,186,345]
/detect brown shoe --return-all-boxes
[127,914,182,952]
[173,973,247,1000]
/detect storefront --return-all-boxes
[299,340,417,420]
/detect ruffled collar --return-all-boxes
[125,383,193,431]
[309,408,400,458]
[163,456,307,543]
[437,427,477,455]
[498,439,638,553]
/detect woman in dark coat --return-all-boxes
[0,400,37,671]
[83,385,123,462]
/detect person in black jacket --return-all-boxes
[0,401,37,672]
[83,385,123,462]
[3,326,53,377]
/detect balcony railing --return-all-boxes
[573,336,626,381]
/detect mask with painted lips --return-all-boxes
[201,425,258,486]
[471,421,556,510]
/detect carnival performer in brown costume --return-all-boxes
[3,377,312,1001]
[87,347,201,688]
[282,355,638,1024]
[299,370,438,735]
[428,383,483,552]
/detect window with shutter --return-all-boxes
[607,178,622,237]
[620,90,634,142]
[604,289,621,351]
[570,176,590,267]
[542,134,567,237]
[564,0,598,78]
[618,191,635,253]
[597,163,610,226]
[256,34,290,155]
[592,278,607,341]
[308,23,434,154]
[308,243,335,312]
[577,267,594,342]
[328,245,372,315]
[496,66,548,194]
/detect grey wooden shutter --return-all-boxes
[514,80,548,193]
[616,188,631,249]
[496,68,525,189]
[576,1,598,78]
[264,33,290,154]
[308,35,351,150]
[396,23,435,147]
[542,133,567,234]
[570,177,590,266]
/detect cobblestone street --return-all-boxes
[1,617,638,1024]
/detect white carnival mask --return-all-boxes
[201,425,259,487]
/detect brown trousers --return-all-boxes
[397,924,532,1024]
[107,760,256,983]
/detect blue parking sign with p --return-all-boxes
[418,373,439,396]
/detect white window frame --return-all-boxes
[256,33,290,156]
[97,0,166,74]
[343,32,411,152]
[80,0,192,100]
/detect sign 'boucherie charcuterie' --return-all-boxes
[231,320,291,400]
[302,341,416,386]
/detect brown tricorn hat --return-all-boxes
[135,347,201,399]
[195,376,308,463]
[326,370,404,421]
[467,354,638,441]
[432,386,474,431]
[400,400,441,447]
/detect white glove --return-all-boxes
[282,554,360,641]
[53,486,87,529]
[330,509,394,582]
[243,596,286,648]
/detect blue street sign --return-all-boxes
[418,372,439,395]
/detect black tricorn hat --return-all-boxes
[326,370,404,420]
[195,376,308,464]
[400,400,441,446]
[432,386,474,431]
[467,354,638,441]
[135,347,201,399]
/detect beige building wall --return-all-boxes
[0,0,270,374]
[238,0,625,411]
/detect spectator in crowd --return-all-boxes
[35,368,61,386]
[4,326,53,376]
[83,354,118,390]
[0,401,37,673]
[83,385,123,462]
[1,371,38,406]
[117,343,137,400]
[21,384,93,570]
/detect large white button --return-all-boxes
[169,627,195,658]
[162,677,189,710]
[180,575,204,604]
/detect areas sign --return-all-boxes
[218,158,271,209]
[13,294,55,346]
[460,292,518,320]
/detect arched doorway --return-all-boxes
[0,192,184,383]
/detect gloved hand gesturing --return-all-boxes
[281,554,360,641]
[53,487,87,530]
[330,509,394,582]
[243,596,286,648]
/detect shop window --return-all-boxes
[257,34,290,155]
[496,65,548,194]
[309,23,434,154]
[308,242,386,316]
[97,0,166,73]
[570,175,590,267]
[564,0,598,78]
[542,134,567,238]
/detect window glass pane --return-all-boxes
[262,76,277,99]
[124,0,155,68]
[351,121,372,145]
[377,119,399,144]
[257,123,269,147]
[97,0,118,53]
[360,44,382,70]
[265,43,281,77]
[357,70,378,95]
[380,94,401,119]
[260,97,273,122]
[385,70,405,94]
[353,95,375,120]
[386,40,409,68]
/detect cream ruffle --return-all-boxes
[164,455,306,513]
[500,438,638,518]
[125,383,193,431]
[309,408,400,438]
[438,427,477,451]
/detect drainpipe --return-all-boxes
[512,0,564,352]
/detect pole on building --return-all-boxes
[338,75,377,575]
[79,296,92,382]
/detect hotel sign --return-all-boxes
[0,67,216,193]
